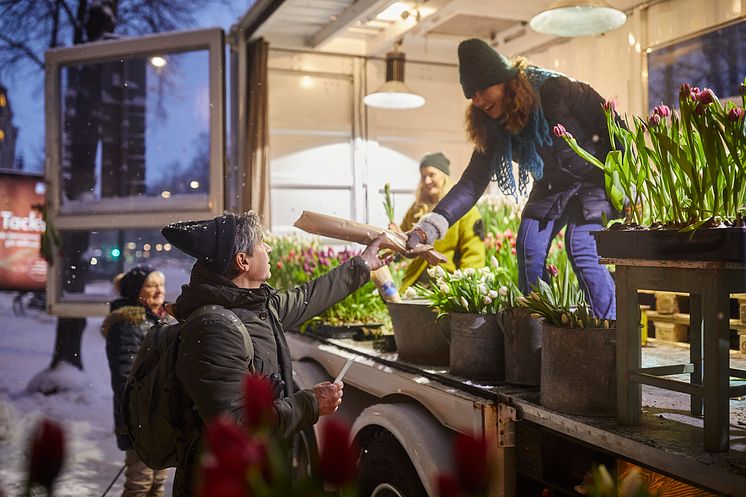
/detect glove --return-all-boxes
[405,212,449,250]
[268,373,286,399]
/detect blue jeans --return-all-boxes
[516,200,616,320]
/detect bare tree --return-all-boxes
[0,0,222,384]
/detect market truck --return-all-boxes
[39,0,746,495]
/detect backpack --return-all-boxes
[122,304,254,469]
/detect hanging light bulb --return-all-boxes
[364,50,425,110]
[529,0,627,37]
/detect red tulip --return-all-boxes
[318,418,358,486]
[435,473,463,497]
[27,419,65,491]
[198,460,249,497]
[204,417,267,476]
[243,373,277,430]
[602,99,616,113]
[453,432,490,494]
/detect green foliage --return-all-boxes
[517,263,613,329]
[383,182,396,224]
[264,233,389,330]
[561,78,746,228]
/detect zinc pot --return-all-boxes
[497,308,542,386]
[449,312,504,382]
[540,320,616,416]
[387,300,450,366]
[592,227,746,262]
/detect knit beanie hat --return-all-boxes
[119,265,156,303]
[161,214,238,275]
[458,38,518,98]
[420,152,450,176]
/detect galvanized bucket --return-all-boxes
[497,308,542,386]
[387,300,450,366]
[540,321,616,416]
[449,312,504,382]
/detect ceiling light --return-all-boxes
[529,0,627,37]
[376,2,410,22]
[364,51,425,110]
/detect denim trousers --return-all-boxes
[516,200,616,320]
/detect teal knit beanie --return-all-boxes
[458,38,518,98]
[420,152,450,176]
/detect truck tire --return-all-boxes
[358,431,428,497]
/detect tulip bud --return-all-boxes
[319,418,358,486]
[454,433,490,494]
[653,104,671,117]
[648,113,661,126]
[242,373,277,430]
[204,418,266,476]
[27,419,65,491]
[728,107,745,121]
[547,264,559,277]
[552,123,568,138]
[679,83,691,100]
[602,99,616,112]
[697,88,715,104]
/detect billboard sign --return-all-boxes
[0,171,47,291]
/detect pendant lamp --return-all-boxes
[364,51,425,109]
[529,0,627,37]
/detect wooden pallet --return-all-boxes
[643,309,746,352]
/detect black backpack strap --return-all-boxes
[188,305,256,373]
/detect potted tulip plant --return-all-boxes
[518,264,617,416]
[413,261,517,382]
[556,78,746,262]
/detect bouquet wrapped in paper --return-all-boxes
[294,211,446,265]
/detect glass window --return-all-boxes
[59,51,211,214]
[647,21,745,110]
[59,228,194,303]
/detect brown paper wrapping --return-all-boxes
[293,210,446,265]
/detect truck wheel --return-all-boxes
[358,432,428,497]
[291,426,317,483]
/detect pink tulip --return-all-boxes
[547,264,559,277]
[602,99,616,112]
[552,124,568,138]
[653,104,671,118]
[728,107,745,121]
[648,113,661,126]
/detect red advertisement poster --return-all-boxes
[0,172,47,291]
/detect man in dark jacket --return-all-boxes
[161,211,391,497]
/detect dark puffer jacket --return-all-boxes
[102,299,166,450]
[170,256,370,497]
[434,74,618,224]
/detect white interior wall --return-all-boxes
[266,0,745,235]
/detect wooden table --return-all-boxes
[606,258,746,452]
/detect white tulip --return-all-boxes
[460,296,469,310]
[483,296,493,305]
[490,256,500,268]
[498,286,508,297]
[403,287,417,299]
[489,289,499,299]
[464,268,476,276]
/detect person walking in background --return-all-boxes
[160,211,392,497]
[405,39,618,319]
[392,152,485,291]
[102,266,170,497]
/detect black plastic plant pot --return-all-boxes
[592,227,746,262]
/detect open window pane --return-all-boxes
[59,50,211,214]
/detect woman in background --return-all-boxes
[393,152,485,291]
[102,265,170,497]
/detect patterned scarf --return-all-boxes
[487,66,559,198]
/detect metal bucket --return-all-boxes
[497,308,542,386]
[540,321,616,416]
[449,313,504,382]
[387,301,450,366]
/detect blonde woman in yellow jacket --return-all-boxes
[395,152,485,291]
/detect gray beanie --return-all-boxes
[420,152,450,176]
[458,38,518,98]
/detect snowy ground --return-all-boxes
[0,291,174,497]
